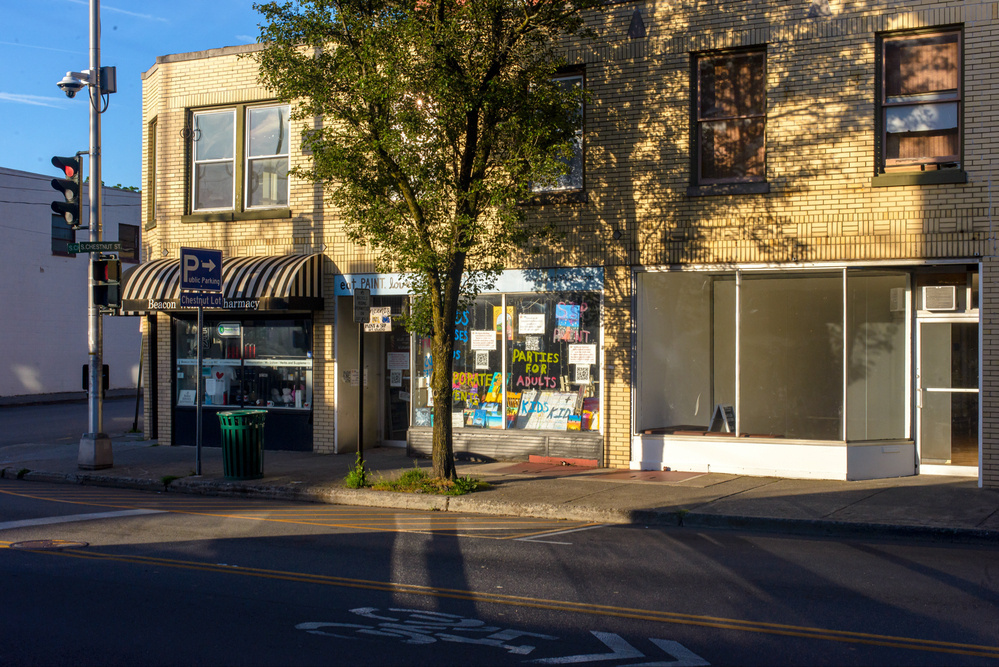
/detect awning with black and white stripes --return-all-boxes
[121,253,324,314]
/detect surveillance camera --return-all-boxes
[57,71,88,99]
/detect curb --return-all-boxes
[3,466,997,543]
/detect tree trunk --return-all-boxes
[430,330,457,480]
[429,271,462,481]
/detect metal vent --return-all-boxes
[923,285,956,311]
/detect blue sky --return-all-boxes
[2,0,265,189]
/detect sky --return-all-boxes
[2,0,266,189]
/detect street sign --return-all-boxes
[180,247,223,292]
[68,241,121,253]
[180,292,224,308]
[353,288,371,323]
[364,306,392,332]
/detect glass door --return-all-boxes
[377,296,410,446]
[916,320,979,469]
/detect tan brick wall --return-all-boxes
[983,256,998,487]
[140,1,999,484]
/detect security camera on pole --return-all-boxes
[56,0,118,470]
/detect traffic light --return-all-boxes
[92,256,122,310]
[51,155,83,229]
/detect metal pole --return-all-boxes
[196,306,204,475]
[358,322,364,463]
[79,0,111,469]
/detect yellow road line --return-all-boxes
[4,544,997,659]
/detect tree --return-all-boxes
[254,0,601,480]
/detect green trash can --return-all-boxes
[217,410,267,480]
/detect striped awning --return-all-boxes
[121,253,324,314]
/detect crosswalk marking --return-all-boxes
[0,509,165,531]
[0,484,602,541]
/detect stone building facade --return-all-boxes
[130,0,998,487]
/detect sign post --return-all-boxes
[353,289,371,463]
[180,247,223,475]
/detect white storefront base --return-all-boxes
[632,435,917,481]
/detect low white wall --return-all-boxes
[632,435,919,480]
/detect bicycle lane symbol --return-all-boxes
[296,607,710,665]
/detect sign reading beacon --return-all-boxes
[180,247,223,292]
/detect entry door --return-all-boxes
[916,320,979,468]
[376,296,411,446]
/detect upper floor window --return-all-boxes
[119,223,140,263]
[191,103,290,214]
[247,106,291,208]
[879,30,961,174]
[694,49,766,184]
[532,73,584,194]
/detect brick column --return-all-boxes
[982,256,998,488]
[602,263,633,469]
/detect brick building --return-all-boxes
[127,0,998,488]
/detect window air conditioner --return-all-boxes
[889,287,906,313]
[922,285,956,311]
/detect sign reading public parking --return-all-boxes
[180,247,223,292]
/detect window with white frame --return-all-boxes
[246,105,290,208]
[879,30,961,173]
[191,104,290,213]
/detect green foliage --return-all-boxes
[17,468,30,480]
[253,0,603,478]
[161,475,180,488]
[372,466,489,496]
[344,453,369,489]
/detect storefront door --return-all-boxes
[916,319,979,473]
[378,297,410,446]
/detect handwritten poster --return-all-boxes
[387,352,409,370]
[519,313,546,335]
[568,344,596,365]
[470,330,497,351]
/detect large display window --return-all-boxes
[414,291,602,432]
[174,317,313,412]
[637,269,909,442]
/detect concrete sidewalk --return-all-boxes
[2,437,998,542]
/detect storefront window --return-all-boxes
[507,292,601,431]
[740,273,843,440]
[636,272,733,434]
[174,317,312,411]
[414,292,602,432]
[846,272,908,440]
[638,270,915,443]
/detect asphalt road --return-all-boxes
[1,481,997,666]
[0,397,141,447]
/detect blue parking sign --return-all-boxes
[180,247,223,292]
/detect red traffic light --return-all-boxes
[51,155,80,179]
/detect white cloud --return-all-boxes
[65,0,169,22]
[0,40,81,55]
[0,93,65,109]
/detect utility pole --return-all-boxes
[79,0,111,469]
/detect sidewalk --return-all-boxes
[2,436,998,542]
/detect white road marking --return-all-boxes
[530,631,643,663]
[0,509,165,532]
[516,524,608,544]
